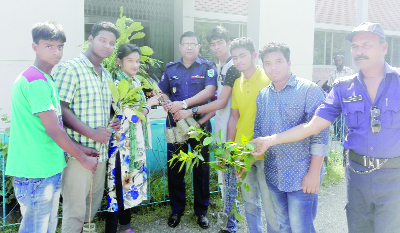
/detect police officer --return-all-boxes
[159,31,217,229]
[252,22,400,233]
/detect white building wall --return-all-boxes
[247,0,316,81]
[0,0,84,130]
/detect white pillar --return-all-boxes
[356,0,369,25]
[0,0,84,129]
[247,0,316,80]
[173,0,195,61]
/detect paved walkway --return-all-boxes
[134,179,348,232]
[315,179,347,233]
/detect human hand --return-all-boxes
[301,171,320,194]
[173,109,193,121]
[146,93,163,107]
[81,156,98,174]
[109,118,121,132]
[162,100,172,112]
[92,126,112,144]
[80,146,99,157]
[250,136,273,159]
[169,101,183,114]
[235,167,247,179]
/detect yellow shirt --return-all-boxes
[231,66,271,160]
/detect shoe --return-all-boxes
[219,230,230,233]
[168,213,182,228]
[197,214,209,229]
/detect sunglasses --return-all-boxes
[370,106,381,133]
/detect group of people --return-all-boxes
[5,18,400,233]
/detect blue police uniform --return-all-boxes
[159,56,217,216]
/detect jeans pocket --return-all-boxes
[13,177,45,201]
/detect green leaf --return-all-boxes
[243,183,250,192]
[140,55,150,62]
[197,154,204,161]
[118,79,130,100]
[232,205,243,222]
[243,157,252,171]
[241,171,247,181]
[128,22,144,33]
[235,182,242,188]
[203,136,214,146]
[130,32,145,40]
[245,142,255,151]
[140,46,154,56]
[218,129,223,141]
[209,163,224,171]
[133,109,146,123]
[107,80,120,103]
[125,86,143,100]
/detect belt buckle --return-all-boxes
[363,156,379,168]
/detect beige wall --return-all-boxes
[0,0,84,130]
[247,0,316,81]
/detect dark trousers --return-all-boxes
[105,152,131,232]
[166,116,210,216]
[346,159,400,233]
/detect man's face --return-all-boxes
[89,30,117,59]
[351,32,388,71]
[262,51,291,84]
[179,36,200,60]
[209,39,230,59]
[231,47,255,72]
[334,57,343,68]
[33,39,64,66]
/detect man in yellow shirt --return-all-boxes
[227,37,278,233]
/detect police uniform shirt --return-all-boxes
[159,56,218,102]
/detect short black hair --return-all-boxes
[117,43,141,60]
[91,21,120,39]
[259,42,291,63]
[334,54,344,59]
[180,31,199,44]
[230,37,255,54]
[32,21,66,44]
[206,26,230,43]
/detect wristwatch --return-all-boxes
[182,100,188,109]
[192,107,198,115]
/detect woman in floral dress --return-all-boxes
[106,43,161,233]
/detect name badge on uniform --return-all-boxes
[172,86,177,93]
[170,76,179,80]
[343,95,362,103]
[207,69,215,77]
[191,75,205,79]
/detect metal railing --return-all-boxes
[0,117,346,228]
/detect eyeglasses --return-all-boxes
[181,43,198,48]
[370,106,381,133]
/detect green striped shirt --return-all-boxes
[54,53,113,162]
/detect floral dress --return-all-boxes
[107,70,151,212]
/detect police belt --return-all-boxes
[349,149,400,169]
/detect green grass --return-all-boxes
[322,149,345,187]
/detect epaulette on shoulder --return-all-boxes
[166,61,179,67]
[333,74,357,86]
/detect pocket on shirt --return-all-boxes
[381,98,400,128]
[191,78,205,94]
[283,104,304,126]
[170,79,181,96]
[342,101,365,128]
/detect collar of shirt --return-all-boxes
[266,73,297,92]
[79,53,107,74]
[178,56,203,67]
[240,66,262,83]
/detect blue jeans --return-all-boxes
[267,183,318,233]
[242,160,278,233]
[223,165,241,233]
[13,173,62,233]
